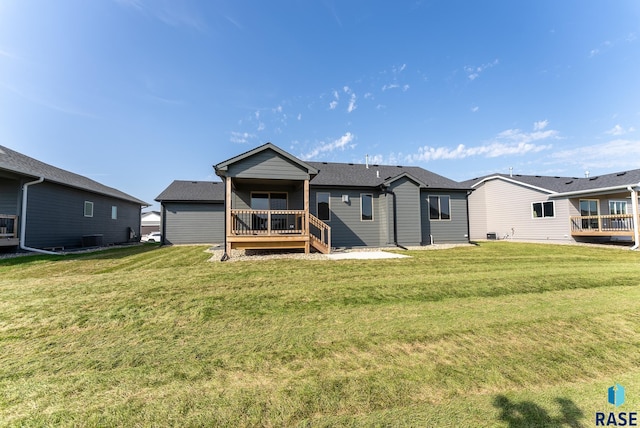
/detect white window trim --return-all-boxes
[531,201,555,219]
[429,195,452,221]
[316,192,331,222]
[360,193,374,221]
[608,200,628,215]
[84,201,94,218]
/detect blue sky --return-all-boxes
[1,1,639,210]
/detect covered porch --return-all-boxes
[215,143,330,256]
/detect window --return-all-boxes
[250,192,287,210]
[579,199,599,229]
[84,201,94,217]
[532,201,554,218]
[111,206,118,220]
[361,194,373,221]
[429,195,451,220]
[317,192,330,221]
[609,201,627,215]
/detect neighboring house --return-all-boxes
[156,142,471,254]
[463,170,640,246]
[0,145,148,252]
[141,210,161,235]
[155,180,225,245]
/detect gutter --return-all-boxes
[549,184,633,199]
[20,177,59,255]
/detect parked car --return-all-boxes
[141,232,162,243]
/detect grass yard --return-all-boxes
[1,242,639,427]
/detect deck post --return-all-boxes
[304,179,310,253]
[225,176,232,255]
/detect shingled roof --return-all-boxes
[155,180,225,202]
[0,145,148,205]
[462,169,640,195]
[308,161,470,190]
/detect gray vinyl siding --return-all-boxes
[227,149,311,180]
[468,179,572,241]
[163,202,224,245]
[25,182,141,248]
[389,178,421,246]
[232,183,305,210]
[0,178,20,215]
[422,191,469,244]
[310,188,383,247]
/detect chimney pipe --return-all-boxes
[509,167,513,178]
[585,170,590,178]
[365,154,369,169]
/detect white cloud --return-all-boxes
[471,106,479,113]
[551,139,640,170]
[464,59,499,81]
[230,131,256,144]
[347,93,357,113]
[300,132,355,160]
[329,100,338,110]
[382,83,399,91]
[297,113,302,121]
[257,122,265,131]
[605,124,635,136]
[405,123,558,163]
[533,120,548,131]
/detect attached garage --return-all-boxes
[156,181,225,245]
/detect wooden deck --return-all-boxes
[570,214,638,236]
[228,209,330,254]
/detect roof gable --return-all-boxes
[215,143,318,178]
[0,145,147,205]
[463,169,640,196]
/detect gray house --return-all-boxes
[156,143,471,254]
[464,170,640,247]
[0,145,148,252]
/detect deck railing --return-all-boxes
[231,209,307,236]
[570,214,637,234]
[0,214,18,239]
[309,213,331,252]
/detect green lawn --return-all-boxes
[1,242,639,427]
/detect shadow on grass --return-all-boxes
[0,244,162,266]
[493,395,585,428]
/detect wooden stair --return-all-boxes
[309,214,331,254]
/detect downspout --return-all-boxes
[379,186,408,250]
[20,177,59,255]
[628,183,640,250]
[220,198,229,262]
[465,189,473,244]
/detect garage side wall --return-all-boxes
[162,202,224,244]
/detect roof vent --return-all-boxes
[348,163,354,166]
[535,175,541,178]
[397,165,403,168]
[322,162,328,165]
[376,170,380,178]
[565,180,573,184]
[589,176,598,181]
[617,172,627,176]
